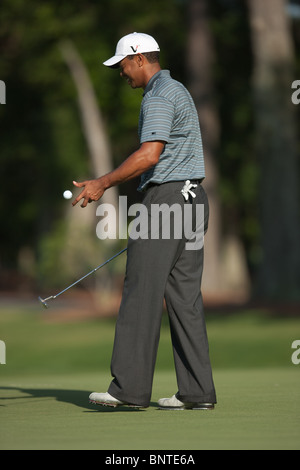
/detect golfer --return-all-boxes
[73,32,217,410]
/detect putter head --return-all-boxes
[38,296,49,309]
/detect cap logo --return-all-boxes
[130,45,139,53]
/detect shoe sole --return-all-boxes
[89,399,145,409]
[158,405,215,411]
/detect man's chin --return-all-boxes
[126,79,139,89]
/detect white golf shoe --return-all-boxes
[158,394,214,410]
[89,392,145,408]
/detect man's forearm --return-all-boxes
[72,141,164,208]
[101,142,164,189]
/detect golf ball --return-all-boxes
[63,190,73,200]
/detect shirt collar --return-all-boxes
[143,70,170,96]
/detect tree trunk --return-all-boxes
[186,0,250,299]
[60,40,119,238]
[248,0,300,300]
[58,40,120,303]
[186,0,222,295]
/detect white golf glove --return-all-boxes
[181,180,197,201]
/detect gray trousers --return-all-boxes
[108,181,216,407]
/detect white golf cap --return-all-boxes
[103,32,160,68]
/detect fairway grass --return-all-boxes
[0,306,299,450]
[0,368,299,450]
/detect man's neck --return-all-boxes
[142,64,162,90]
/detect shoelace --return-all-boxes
[181,180,197,201]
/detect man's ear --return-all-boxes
[135,53,145,67]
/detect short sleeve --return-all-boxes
[139,96,175,143]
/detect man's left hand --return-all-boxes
[72,179,105,208]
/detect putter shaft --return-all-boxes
[38,247,127,308]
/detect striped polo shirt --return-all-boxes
[138,70,205,191]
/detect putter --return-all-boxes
[38,247,127,309]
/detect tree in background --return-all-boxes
[187,0,250,299]
[248,0,300,300]
[0,0,299,302]
[187,0,223,295]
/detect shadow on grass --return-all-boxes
[0,386,156,412]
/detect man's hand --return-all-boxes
[72,179,105,208]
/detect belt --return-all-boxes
[146,179,203,190]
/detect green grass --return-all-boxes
[0,304,300,450]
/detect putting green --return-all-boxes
[0,306,299,449]
[0,368,299,450]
